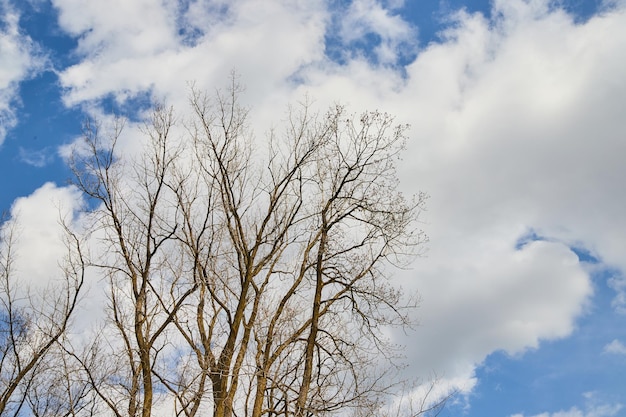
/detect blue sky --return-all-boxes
[1,0,626,416]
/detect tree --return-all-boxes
[66,79,428,417]
[0,213,87,416]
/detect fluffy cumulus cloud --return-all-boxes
[0,0,45,145]
[399,239,590,384]
[285,0,625,396]
[6,183,84,285]
[53,0,328,108]
[1,180,113,339]
[9,0,626,408]
[290,0,624,398]
[380,0,626,384]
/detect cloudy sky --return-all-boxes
[1,0,626,415]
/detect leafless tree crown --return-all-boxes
[1,82,431,417]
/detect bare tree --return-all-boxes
[0,212,87,417]
[67,109,200,417]
[67,79,428,417]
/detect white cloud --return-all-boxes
[603,339,626,355]
[393,239,591,393]
[54,0,328,108]
[3,183,84,300]
[0,0,45,144]
[40,0,626,404]
[607,275,626,313]
[18,146,54,167]
[336,0,417,64]
[510,403,623,417]
[291,0,624,395]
